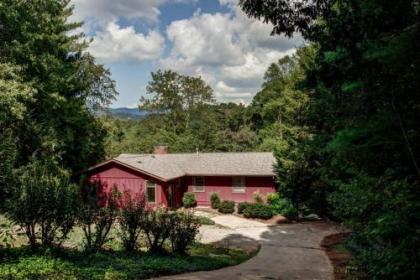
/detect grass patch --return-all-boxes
[0,243,251,280]
[195,216,215,225]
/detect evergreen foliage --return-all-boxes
[182,192,197,208]
[217,201,235,214]
[240,0,420,278]
[210,192,221,209]
[0,0,117,174]
[242,203,273,220]
[6,158,79,249]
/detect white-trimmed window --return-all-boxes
[146,181,156,203]
[193,177,205,192]
[232,177,245,193]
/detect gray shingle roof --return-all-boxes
[104,152,276,181]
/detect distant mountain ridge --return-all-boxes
[106,107,148,119]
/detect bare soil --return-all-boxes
[321,232,352,280]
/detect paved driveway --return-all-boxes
[155,215,340,280]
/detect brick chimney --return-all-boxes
[153,145,169,154]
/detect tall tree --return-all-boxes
[140,70,214,134]
[240,0,420,278]
[0,0,117,172]
[0,63,33,207]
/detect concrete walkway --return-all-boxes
[155,215,340,280]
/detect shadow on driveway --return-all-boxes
[154,221,341,280]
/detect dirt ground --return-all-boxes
[321,232,352,280]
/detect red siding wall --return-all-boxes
[87,163,276,207]
[87,163,167,206]
[185,176,275,206]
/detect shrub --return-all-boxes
[182,192,196,208]
[141,208,172,254]
[252,191,265,204]
[218,200,235,214]
[266,193,297,218]
[78,183,121,252]
[281,203,298,220]
[209,192,221,209]
[237,202,251,214]
[6,158,79,249]
[266,192,280,204]
[266,192,282,214]
[168,210,200,254]
[243,203,273,219]
[119,192,146,251]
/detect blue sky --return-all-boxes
[71,0,303,108]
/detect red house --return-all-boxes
[85,146,276,207]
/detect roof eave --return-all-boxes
[87,159,170,183]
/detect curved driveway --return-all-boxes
[155,215,340,280]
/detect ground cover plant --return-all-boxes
[0,244,251,280]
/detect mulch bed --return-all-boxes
[321,232,352,280]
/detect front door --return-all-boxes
[167,180,184,208]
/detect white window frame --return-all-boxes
[146,180,156,203]
[193,176,205,192]
[232,176,246,193]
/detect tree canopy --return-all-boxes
[240,0,420,278]
[0,0,118,173]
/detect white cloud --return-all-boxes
[166,13,245,67]
[71,0,197,26]
[89,21,164,63]
[219,0,237,7]
[160,5,303,104]
[70,0,303,105]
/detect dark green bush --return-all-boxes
[217,200,235,214]
[237,202,251,214]
[182,192,196,208]
[141,208,172,254]
[167,211,200,254]
[6,158,79,249]
[266,193,297,218]
[210,192,220,209]
[119,192,146,251]
[77,183,121,252]
[243,203,273,219]
[281,203,298,220]
[141,209,200,254]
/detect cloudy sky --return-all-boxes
[70,0,303,108]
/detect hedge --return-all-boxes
[237,202,251,214]
[217,200,235,214]
[243,203,273,219]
